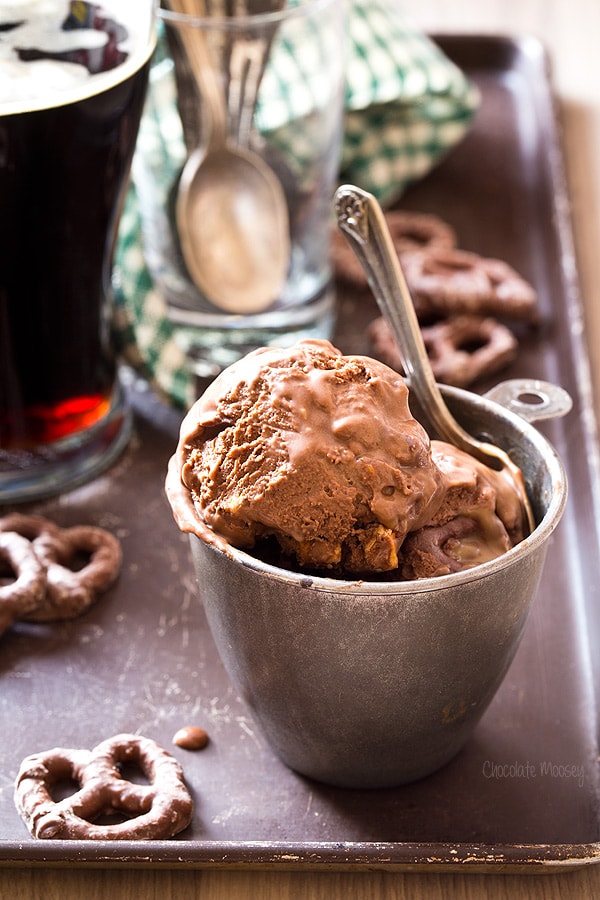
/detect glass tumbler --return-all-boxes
[132,0,346,379]
[0,0,156,503]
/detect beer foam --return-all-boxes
[0,0,155,114]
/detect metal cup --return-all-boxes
[180,381,568,788]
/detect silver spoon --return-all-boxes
[167,0,290,314]
[334,184,536,536]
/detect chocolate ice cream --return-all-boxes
[400,440,524,578]
[166,340,525,577]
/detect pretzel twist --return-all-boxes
[27,525,122,622]
[14,734,193,841]
[402,247,539,322]
[332,210,457,288]
[0,514,121,626]
[369,314,518,388]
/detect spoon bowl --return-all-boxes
[334,184,536,535]
[167,0,290,313]
[176,144,290,313]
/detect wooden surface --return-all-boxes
[3,0,600,897]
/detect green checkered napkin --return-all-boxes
[113,0,479,409]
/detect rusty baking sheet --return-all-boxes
[1,34,600,872]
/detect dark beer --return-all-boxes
[0,2,154,459]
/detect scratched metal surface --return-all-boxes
[1,35,599,870]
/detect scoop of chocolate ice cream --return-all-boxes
[167,340,446,572]
[167,340,525,577]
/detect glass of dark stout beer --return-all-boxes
[0,0,155,502]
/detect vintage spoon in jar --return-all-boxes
[167,0,290,314]
[334,184,536,536]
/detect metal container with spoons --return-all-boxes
[334,184,537,536]
[166,0,290,314]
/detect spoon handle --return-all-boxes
[227,36,268,147]
[166,0,227,148]
[334,184,486,457]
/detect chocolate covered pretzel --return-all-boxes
[402,247,539,322]
[332,210,457,288]
[0,513,121,625]
[369,313,518,388]
[15,734,193,841]
[26,524,122,622]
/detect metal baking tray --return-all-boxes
[1,34,600,872]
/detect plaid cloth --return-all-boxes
[113,0,479,409]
